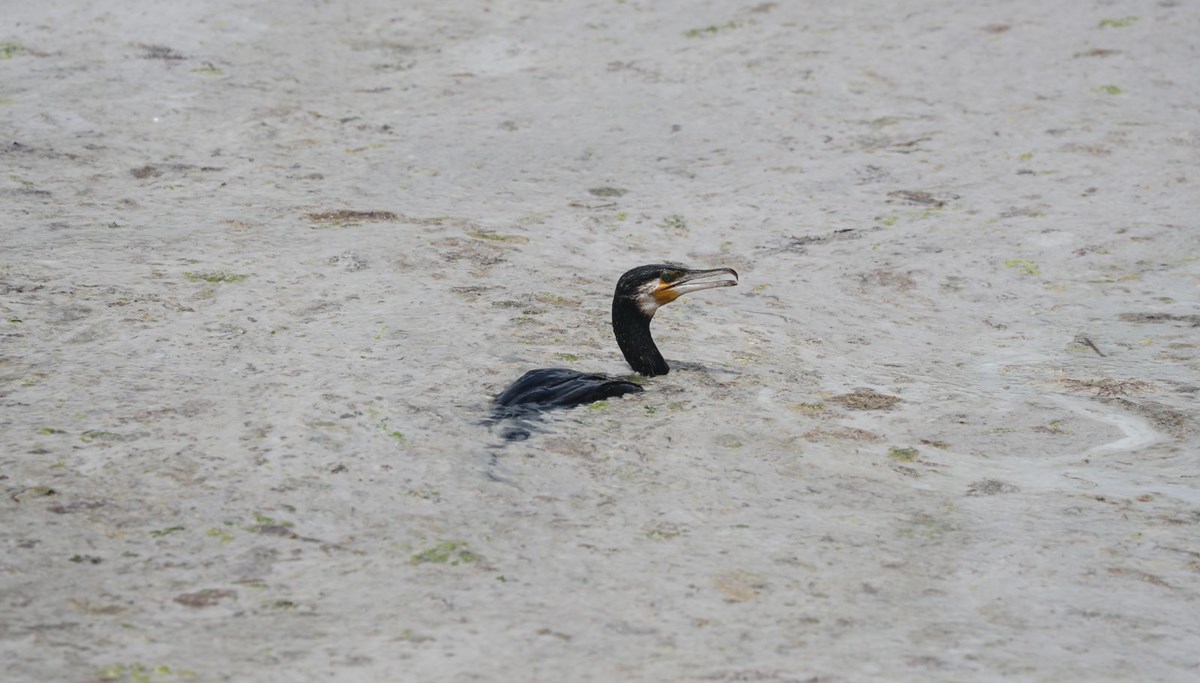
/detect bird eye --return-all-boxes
[661,272,676,283]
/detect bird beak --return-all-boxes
[669,267,739,294]
[655,267,738,306]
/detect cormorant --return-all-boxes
[493,264,738,434]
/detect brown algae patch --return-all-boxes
[411,541,482,566]
[1058,378,1155,397]
[307,210,399,222]
[713,570,767,602]
[855,269,917,291]
[887,446,920,462]
[886,190,957,207]
[790,402,827,416]
[173,588,236,608]
[802,427,881,442]
[829,388,901,411]
[534,292,581,307]
[467,229,529,244]
[1098,398,1192,438]
[587,187,627,197]
[130,165,163,179]
[184,271,248,284]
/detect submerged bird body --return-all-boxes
[493,368,643,417]
[492,264,737,430]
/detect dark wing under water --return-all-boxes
[480,367,648,480]
[494,368,643,415]
[490,368,643,440]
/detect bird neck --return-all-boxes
[612,298,669,376]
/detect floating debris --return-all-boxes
[1073,335,1106,357]
[684,22,737,38]
[1003,259,1041,276]
[137,43,186,60]
[328,251,368,271]
[1119,312,1200,327]
[967,479,1020,496]
[886,190,958,207]
[763,227,872,254]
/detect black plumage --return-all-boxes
[491,264,737,437]
[494,368,643,417]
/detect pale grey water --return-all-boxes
[3,1,1200,681]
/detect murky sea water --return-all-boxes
[3,1,1199,680]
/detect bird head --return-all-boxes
[615,264,739,318]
